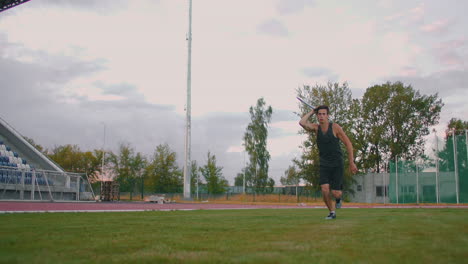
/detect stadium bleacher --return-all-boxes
[0,118,94,201]
[0,141,31,169]
[0,141,55,186]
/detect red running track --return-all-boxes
[1,201,467,213]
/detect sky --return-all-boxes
[0,0,467,185]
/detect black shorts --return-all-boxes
[319,166,343,190]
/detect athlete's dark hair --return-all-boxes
[314,105,329,114]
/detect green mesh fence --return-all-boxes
[389,132,467,204]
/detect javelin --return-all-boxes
[296,97,314,109]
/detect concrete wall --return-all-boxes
[350,173,390,203]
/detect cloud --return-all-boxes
[93,81,147,102]
[302,67,333,77]
[276,0,315,15]
[387,69,468,128]
[0,43,252,184]
[257,19,289,37]
[399,66,420,77]
[383,3,425,28]
[420,19,451,34]
[408,3,425,22]
[432,39,467,67]
[30,0,129,13]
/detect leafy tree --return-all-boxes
[200,152,228,194]
[23,136,45,153]
[48,145,89,173]
[446,118,468,135]
[243,97,274,193]
[81,150,102,183]
[145,143,182,193]
[437,118,468,172]
[109,143,147,200]
[280,165,300,186]
[132,152,147,197]
[295,82,357,195]
[190,160,201,195]
[266,178,275,193]
[48,145,102,193]
[234,172,244,187]
[361,81,443,168]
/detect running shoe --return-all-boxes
[325,212,336,220]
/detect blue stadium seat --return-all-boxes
[25,175,32,185]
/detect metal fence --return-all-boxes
[0,166,95,201]
[390,131,467,204]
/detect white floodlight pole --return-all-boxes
[416,159,419,204]
[452,129,459,204]
[183,0,193,199]
[466,129,468,190]
[101,123,106,179]
[435,130,440,204]
[243,151,246,194]
[101,123,106,199]
[395,155,399,204]
[383,172,386,204]
[196,171,199,200]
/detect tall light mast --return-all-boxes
[183,0,193,199]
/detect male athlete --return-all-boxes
[299,105,358,219]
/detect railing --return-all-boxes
[0,166,95,201]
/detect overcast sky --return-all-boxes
[0,0,467,184]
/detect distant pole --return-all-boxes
[183,0,193,199]
[435,130,440,204]
[466,129,468,189]
[140,169,144,200]
[243,151,246,194]
[416,159,419,204]
[296,177,299,203]
[452,129,459,204]
[101,123,106,199]
[101,123,106,178]
[383,172,386,204]
[395,155,399,204]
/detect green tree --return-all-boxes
[266,178,275,193]
[434,118,468,202]
[200,152,228,195]
[145,143,182,193]
[109,143,147,200]
[48,144,89,173]
[280,165,300,186]
[296,82,357,195]
[48,145,102,194]
[190,160,200,195]
[81,150,102,183]
[243,97,274,193]
[23,136,45,153]
[234,172,244,187]
[133,152,147,198]
[361,81,443,169]
[447,118,468,135]
[437,118,468,172]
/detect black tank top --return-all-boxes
[316,122,343,167]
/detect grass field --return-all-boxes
[1,208,467,264]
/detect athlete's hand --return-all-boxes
[349,162,358,174]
